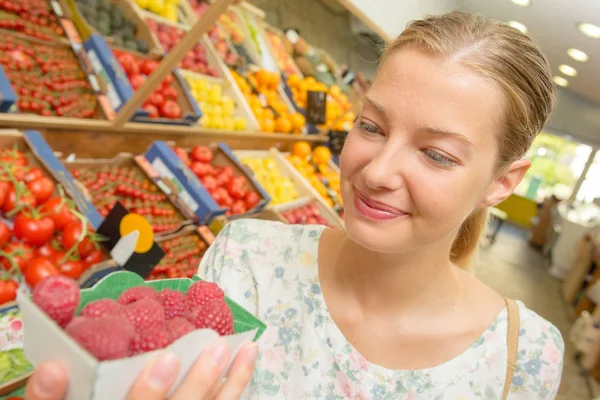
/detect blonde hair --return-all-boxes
[380,12,555,268]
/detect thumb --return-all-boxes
[25,361,68,400]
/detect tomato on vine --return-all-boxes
[27,176,54,205]
[13,210,55,246]
[25,258,58,287]
[41,197,77,230]
[0,278,18,304]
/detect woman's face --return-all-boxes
[341,48,526,254]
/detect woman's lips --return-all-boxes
[353,190,409,221]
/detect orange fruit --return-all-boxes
[290,112,306,133]
[261,117,275,133]
[292,141,312,158]
[263,108,275,120]
[274,115,293,133]
[312,146,332,164]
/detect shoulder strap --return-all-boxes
[502,298,520,400]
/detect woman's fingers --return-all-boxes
[126,352,180,400]
[216,342,258,400]
[25,361,68,400]
[170,337,231,400]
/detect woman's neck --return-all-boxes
[320,229,463,315]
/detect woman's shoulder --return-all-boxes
[217,218,324,244]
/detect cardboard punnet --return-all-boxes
[17,271,266,400]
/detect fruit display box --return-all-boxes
[261,23,303,77]
[59,0,161,55]
[0,30,107,119]
[17,271,266,400]
[61,153,197,234]
[134,0,195,28]
[145,141,270,224]
[0,0,71,43]
[234,148,343,228]
[0,305,32,398]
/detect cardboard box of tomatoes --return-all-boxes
[17,270,266,400]
[145,141,271,225]
[0,130,112,310]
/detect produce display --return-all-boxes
[286,74,355,132]
[134,0,181,23]
[287,142,341,209]
[173,145,261,215]
[0,0,65,41]
[149,233,206,280]
[232,69,305,134]
[208,25,240,67]
[184,73,246,130]
[1,35,99,118]
[240,156,299,205]
[31,275,235,360]
[0,147,106,306]
[71,164,186,233]
[265,30,299,76]
[217,10,245,45]
[145,17,219,77]
[113,50,183,120]
[280,202,332,227]
[75,0,150,53]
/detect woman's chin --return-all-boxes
[343,214,414,254]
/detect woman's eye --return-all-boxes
[356,121,379,135]
[423,149,458,168]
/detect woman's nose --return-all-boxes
[361,147,406,191]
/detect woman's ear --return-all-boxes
[481,159,531,207]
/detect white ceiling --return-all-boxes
[457,0,600,105]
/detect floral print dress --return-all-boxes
[199,219,564,399]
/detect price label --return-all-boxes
[50,0,63,17]
[306,91,327,125]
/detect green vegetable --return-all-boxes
[136,39,150,54]
[0,348,33,385]
[124,40,138,51]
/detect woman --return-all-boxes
[25,11,563,400]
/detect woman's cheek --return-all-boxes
[340,131,377,178]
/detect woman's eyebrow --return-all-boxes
[364,96,387,117]
[423,126,474,147]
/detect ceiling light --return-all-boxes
[553,76,568,87]
[567,48,589,62]
[558,64,577,77]
[507,21,528,34]
[578,23,600,39]
[511,0,531,6]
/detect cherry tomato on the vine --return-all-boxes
[25,258,58,287]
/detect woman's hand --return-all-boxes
[25,338,258,400]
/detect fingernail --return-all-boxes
[206,338,229,367]
[33,364,61,397]
[244,343,258,365]
[148,352,179,389]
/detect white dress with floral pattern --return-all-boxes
[199,219,564,399]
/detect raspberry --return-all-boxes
[66,316,133,360]
[166,316,194,342]
[158,289,185,320]
[118,286,157,305]
[81,299,124,319]
[187,299,234,336]
[124,298,165,332]
[186,281,224,310]
[129,324,171,356]
[32,275,80,328]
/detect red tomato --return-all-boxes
[173,147,191,166]
[117,53,139,77]
[59,260,84,279]
[191,162,212,178]
[61,222,94,257]
[0,221,10,247]
[149,93,165,108]
[40,197,78,230]
[161,86,179,100]
[230,200,247,215]
[27,176,55,205]
[0,181,10,209]
[13,213,55,246]
[160,100,182,119]
[200,175,217,192]
[244,191,260,210]
[161,74,174,88]
[140,59,158,76]
[190,145,213,163]
[24,167,43,183]
[212,187,232,207]
[225,176,248,200]
[130,74,147,90]
[2,185,36,214]
[0,279,18,304]
[25,258,58,287]
[0,149,27,166]
[1,242,34,273]
[216,166,234,186]
[83,249,104,268]
[35,242,57,259]
[142,104,160,118]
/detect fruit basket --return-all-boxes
[234,148,343,228]
[112,48,201,125]
[60,0,159,55]
[62,153,195,235]
[17,271,265,400]
[0,31,104,119]
[0,0,69,42]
